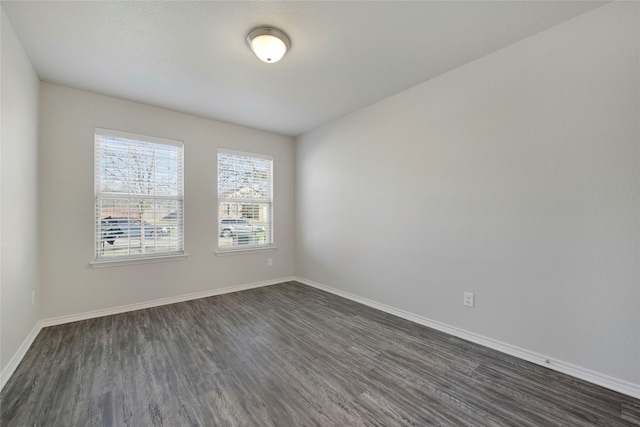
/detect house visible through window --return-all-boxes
[218,149,273,250]
[94,128,184,261]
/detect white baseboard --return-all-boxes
[40,276,296,328]
[1,276,295,391]
[0,321,43,390]
[295,276,640,400]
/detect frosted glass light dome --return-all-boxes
[247,27,291,63]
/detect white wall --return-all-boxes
[38,83,295,319]
[1,10,41,372]
[296,2,639,387]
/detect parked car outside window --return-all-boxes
[219,218,265,237]
[100,217,169,245]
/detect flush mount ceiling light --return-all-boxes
[246,27,291,63]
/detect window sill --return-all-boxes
[215,245,277,257]
[90,253,188,268]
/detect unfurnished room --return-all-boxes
[1,1,639,425]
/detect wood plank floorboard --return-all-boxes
[1,281,638,426]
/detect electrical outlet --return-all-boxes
[267,258,273,267]
[464,292,474,307]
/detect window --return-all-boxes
[94,128,184,262]
[218,149,273,251]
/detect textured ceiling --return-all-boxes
[2,1,605,136]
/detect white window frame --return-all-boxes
[216,148,275,255]
[92,128,186,267]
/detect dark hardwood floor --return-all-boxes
[1,281,638,426]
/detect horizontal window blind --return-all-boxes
[218,149,273,250]
[95,128,184,261]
